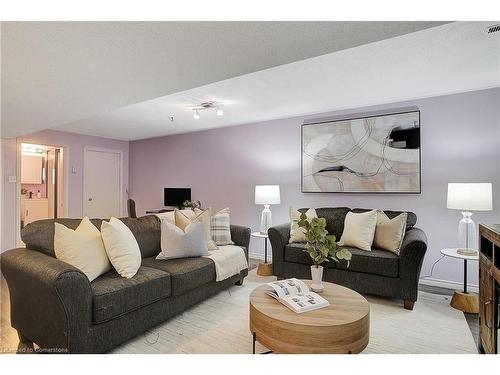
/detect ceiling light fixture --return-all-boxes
[191,101,224,119]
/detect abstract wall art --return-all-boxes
[301,110,421,193]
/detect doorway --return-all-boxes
[20,143,65,228]
[83,147,123,218]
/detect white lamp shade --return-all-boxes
[255,185,281,205]
[447,183,493,211]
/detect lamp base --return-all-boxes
[260,204,272,234]
[458,211,476,252]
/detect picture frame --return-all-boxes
[301,109,421,194]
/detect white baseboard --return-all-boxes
[248,252,272,262]
[249,253,479,293]
[419,277,478,293]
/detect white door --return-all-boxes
[84,149,122,218]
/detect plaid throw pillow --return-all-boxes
[210,208,234,246]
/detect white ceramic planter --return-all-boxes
[310,265,325,293]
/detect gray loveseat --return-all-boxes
[268,207,427,310]
[1,215,250,353]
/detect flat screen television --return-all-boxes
[164,188,191,207]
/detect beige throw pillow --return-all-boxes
[338,210,378,251]
[54,217,111,282]
[175,209,218,250]
[101,217,142,279]
[373,211,408,254]
[156,209,196,225]
[289,207,317,243]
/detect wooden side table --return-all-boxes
[251,232,273,276]
[440,248,479,313]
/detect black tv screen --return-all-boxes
[164,188,191,207]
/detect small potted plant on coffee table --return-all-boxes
[296,212,352,292]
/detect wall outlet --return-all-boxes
[8,175,17,183]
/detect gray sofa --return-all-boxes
[1,215,250,353]
[268,207,427,310]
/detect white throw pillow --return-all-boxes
[101,217,142,279]
[373,211,408,254]
[175,208,218,250]
[289,207,318,243]
[157,220,209,260]
[338,210,378,251]
[54,217,111,282]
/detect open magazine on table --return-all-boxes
[265,278,330,313]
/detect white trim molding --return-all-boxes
[248,252,273,262]
[248,252,479,294]
[419,277,478,294]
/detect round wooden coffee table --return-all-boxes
[249,281,370,354]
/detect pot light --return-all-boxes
[193,110,200,120]
[216,108,224,116]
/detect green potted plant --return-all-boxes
[296,212,352,292]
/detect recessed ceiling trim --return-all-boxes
[51,22,500,141]
[1,21,449,138]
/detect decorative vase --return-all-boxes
[310,265,324,293]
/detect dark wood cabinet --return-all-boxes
[478,224,499,354]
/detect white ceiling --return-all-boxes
[52,22,500,141]
[1,21,447,138]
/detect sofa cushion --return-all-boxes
[22,218,104,257]
[118,216,161,258]
[142,256,216,297]
[285,243,312,265]
[285,243,336,269]
[335,246,399,277]
[90,266,171,324]
[301,207,351,239]
[21,215,161,258]
[352,208,417,229]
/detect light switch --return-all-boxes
[71,166,77,174]
[8,175,17,183]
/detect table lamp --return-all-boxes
[447,183,493,255]
[255,185,280,235]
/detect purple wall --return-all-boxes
[1,130,129,251]
[130,88,500,288]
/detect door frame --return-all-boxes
[82,146,124,218]
[15,141,70,247]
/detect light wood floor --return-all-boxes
[0,260,479,354]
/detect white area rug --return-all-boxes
[113,270,477,354]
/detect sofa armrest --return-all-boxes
[230,225,251,260]
[398,227,428,301]
[268,223,291,277]
[1,248,93,352]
